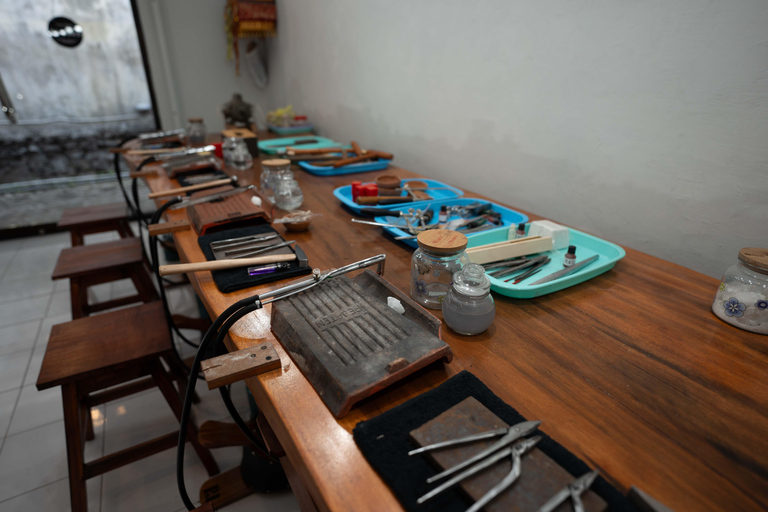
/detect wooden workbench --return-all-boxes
[127,135,767,512]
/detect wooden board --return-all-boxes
[410,397,607,512]
[187,186,272,235]
[271,270,452,418]
[201,341,281,390]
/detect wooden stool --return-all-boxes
[52,238,158,319]
[57,203,134,246]
[36,302,219,512]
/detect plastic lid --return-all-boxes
[417,229,468,255]
[739,248,768,272]
[452,263,491,297]
[262,159,291,168]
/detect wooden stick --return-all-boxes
[351,141,365,155]
[332,151,391,168]
[158,253,296,276]
[147,178,232,199]
[466,236,553,265]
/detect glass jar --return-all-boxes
[411,229,469,310]
[712,248,768,335]
[228,138,253,170]
[274,178,304,211]
[260,159,291,202]
[185,117,206,147]
[221,136,239,167]
[442,263,495,335]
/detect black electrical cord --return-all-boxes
[148,197,201,350]
[137,155,156,171]
[176,297,277,511]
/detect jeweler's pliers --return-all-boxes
[536,470,599,512]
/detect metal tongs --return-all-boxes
[536,470,599,512]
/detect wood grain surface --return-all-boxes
[128,133,768,512]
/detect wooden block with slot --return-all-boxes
[129,168,158,179]
[148,219,190,237]
[466,236,553,265]
[410,397,607,512]
[201,342,281,390]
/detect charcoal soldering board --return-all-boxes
[271,270,453,418]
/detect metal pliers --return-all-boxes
[536,470,599,512]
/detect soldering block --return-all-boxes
[527,220,570,250]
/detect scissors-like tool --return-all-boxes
[536,470,599,512]
[417,435,542,507]
[418,420,541,483]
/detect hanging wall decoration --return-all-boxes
[225,0,277,75]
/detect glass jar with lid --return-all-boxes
[442,263,495,335]
[260,159,291,202]
[712,247,768,335]
[410,229,469,310]
[228,138,253,170]
[221,136,239,167]
[274,178,304,211]
[185,117,206,146]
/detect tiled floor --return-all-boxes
[0,230,300,512]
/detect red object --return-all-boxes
[212,142,223,158]
[352,182,380,203]
[294,115,307,122]
[351,181,362,201]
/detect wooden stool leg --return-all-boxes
[117,219,135,239]
[70,278,87,320]
[147,360,220,476]
[82,396,95,441]
[70,229,84,247]
[130,265,159,304]
[62,383,88,512]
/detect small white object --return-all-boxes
[251,196,262,207]
[387,297,405,314]
[526,220,570,250]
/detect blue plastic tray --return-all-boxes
[267,124,314,135]
[374,198,528,249]
[298,154,391,176]
[467,226,626,298]
[258,136,340,155]
[333,178,464,214]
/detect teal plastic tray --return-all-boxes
[467,226,625,298]
[267,124,314,135]
[298,154,391,176]
[258,136,341,155]
[374,198,528,249]
[333,178,464,214]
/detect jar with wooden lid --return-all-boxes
[712,247,768,335]
[411,229,469,310]
[260,159,291,202]
[185,117,206,146]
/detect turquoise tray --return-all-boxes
[374,198,528,249]
[258,136,340,155]
[298,154,391,176]
[467,226,625,299]
[333,178,464,214]
[267,124,314,135]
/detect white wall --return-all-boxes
[139,0,768,278]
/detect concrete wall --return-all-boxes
[138,0,768,278]
[0,0,152,123]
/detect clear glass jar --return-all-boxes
[221,136,239,167]
[442,263,495,335]
[411,230,469,310]
[712,248,768,335]
[185,117,206,146]
[228,138,253,170]
[274,178,304,210]
[260,159,291,202]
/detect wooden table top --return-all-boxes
[127,135,768,512]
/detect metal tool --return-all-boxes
[488,255,550,278]
[138,128,186,142]
[210,233,279,250]
[225,240,295,259]
[417,436,541,506]
[530,254,599,285]
[425,420,541,483]
[158,244,310,276]
[248,262,291,276]
[505,257,551,283]
[182,173,228,184]
[511,267,544,284]
[166,185,254,210]
[155,145,216,161]
[351,219,404,229]
[536,470,599,512]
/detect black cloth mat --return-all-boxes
[176,167,228,189]
[353,371,637,512]
[198,224,311,294]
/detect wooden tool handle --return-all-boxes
[159,253,296,276]
[356,196,413,205]
[351,141,365,155]
[147,178,232,199]
[332,153,378,168]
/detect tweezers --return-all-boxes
[489,255,549,278]
[536,470,599,512]
[225,240,295,259]
[417,435,542,506]
[210,233,279,250]
[505,257,550,283]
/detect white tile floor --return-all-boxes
[0,230,300,512]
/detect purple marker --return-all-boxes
[248,262,291,276]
